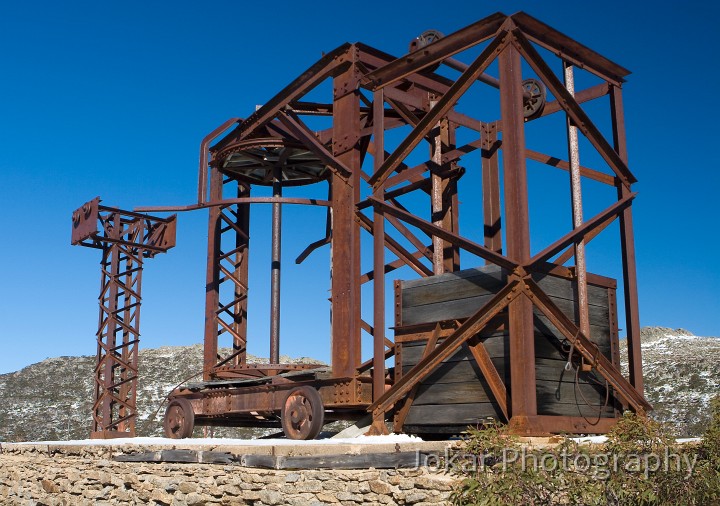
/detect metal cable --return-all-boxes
[573,359,610,427]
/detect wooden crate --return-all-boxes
[394,265,621,435]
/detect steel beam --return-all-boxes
[482,122,502,257]
[611,84,643,394]
[368,32,509,189]
[330,64,362,378]
[372,89,387,406]
[364,12,506,88]
[513,30,636,186]
[564,62,591,339]
[524,279,651,413]
[509,12,630,85]
[203,174,252,379]
[467,338,508,420]
[498,43,537,424]
[527,193,636,269]
[367,197,517,271]
[215,44,353,150]
[269,166,282,365]
[356,213,433,278]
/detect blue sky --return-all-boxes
[0,1,718,374]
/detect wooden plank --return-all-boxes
[538,297,609,327]
[401,293,496,325]
[533,326,611,360]
[536,378,615,409]
[394,264,619,424]
[410,374,615,409]
[403,357,505,386]
[401,271,506,308]
[403,424,472,435]
[538,402,616,418]
[402,356,613,387]
[413,380,496,405]
[241,452,428,470]
[405,402,504,425]
[401,265,610,308]
[400,327,610,366]
[394,323,442,430]
[534,273,610,308]
[467,339,509,419]
[114,450,234,464]
[401,340,506,368]
[401,289,609,327]
[400,264,504,290]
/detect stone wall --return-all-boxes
[0,443,458,505]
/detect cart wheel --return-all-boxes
[281,386,325,440]
[164,398,195,439]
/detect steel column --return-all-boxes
[430,115,460,273]
[233,185,251,367]
[481,122,502,257]
[430,99,445,275]
[117,243,142,433]
[95,240,125,436]
[270,166,282,364]
[564,63,591,338]
[203,169,223,380]
[498,42,538,425]
[203,171,251,379]
[610,84,643,394]
[372,89,387,404]
[331,61,362,378]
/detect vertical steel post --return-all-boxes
[372,89,386,401]
[441,119,460,272]
[330,57,362,378]
[203,171,251,376]
[270,166,282,364]
[233,183,251,366]
[482,122,502,257]
[96,240,121,434]
[564,63,591,338]
[117,239,142,433]
[430,107,460,274]
[610,84,643,394]
[498,43,537,425]
[430,99,445,275]
[203,167,223,380]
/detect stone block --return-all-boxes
[258,489,284,505]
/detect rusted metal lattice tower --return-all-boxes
[72,198,176,438]
[77,11,649,439]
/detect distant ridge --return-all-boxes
[620,327,720,436]
[0,327,717,441]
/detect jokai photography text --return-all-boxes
[416,445,699,480]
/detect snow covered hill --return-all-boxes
[0,327,717,441]
[620,327,720,436]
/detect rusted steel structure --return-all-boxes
[72,198,176,438]
[76,11,650,439]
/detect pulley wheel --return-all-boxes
[411,29,444,50]
[522,78,546,119]
[163,397,195,439]
[408,30,445,72]
[281,386,325,440]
